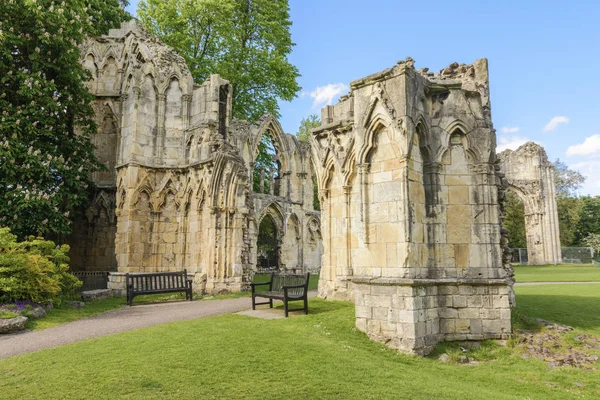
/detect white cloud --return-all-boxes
[543,116,569,132]
[566,134,600,157]
[310,83,348,109]
[496,136,539,153]
[500,126,519,134]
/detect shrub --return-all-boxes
[0,310,20,319]
[0,227,81,305]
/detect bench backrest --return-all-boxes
[127,270,188,292]
[271,273,310,296]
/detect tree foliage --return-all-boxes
[582,233,600,256]
[296,114,320,142]
[504,192,526,249]
[0,0,128,239]
[557,196,583,246]
[252,132,278,194]
[575,196,600,245]
[552,159,585,198]
[138,0,301,122]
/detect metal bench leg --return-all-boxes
[284,299,289,318]
[252,294,256,310]
[304,296,308,315]
[269,299,273,309]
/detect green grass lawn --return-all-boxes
[2,285,600,399]
[514,284,600,335]
[514,263,600,283]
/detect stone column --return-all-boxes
[259,168,265,193]
[269,171,275,195]
[156,93,166,163]
[357,163,370,243]
[182,94,192,129]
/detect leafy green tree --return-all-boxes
[557,196,583,246]
[138,0,301,122]
[553,159,585,197]
[575,196,600,245]
[0,0,128,239]
[582,233,600,257]
[504,192,526,248]
[550,159,586,246]
[296,114,320,142]
[252,133,278,193]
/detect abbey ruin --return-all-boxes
[499,142,561,265]
[69,21,322,293]
[69,21,564,354]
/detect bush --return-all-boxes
[0,227,81,305]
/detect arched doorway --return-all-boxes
[257,214,280,269]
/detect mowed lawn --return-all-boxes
[514,263,600,283]
[3,286,600,399]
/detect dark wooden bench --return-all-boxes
[250,272,310,317]
[126,269,193,306]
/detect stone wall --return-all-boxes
[310,58,513,354]
[498,142,561,265]
[71,21,322,292]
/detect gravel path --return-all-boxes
[0,296,253,360]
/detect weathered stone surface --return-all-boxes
[0,316,28,334]
[311,57,512,355]
[81,289,112,302]
[69,21,322,293]
[498,142,561,265]
[25,306,46,319]
[66,301,86,309]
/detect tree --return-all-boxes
[550,159,586,246]
[552,159,585,197]
[504,192,526,249]
[582,233,600,257]
[575,196,600,245]
[0,0,129,239]
[557,196,583,246]
[138,0,301,122]
[296,114,320,142]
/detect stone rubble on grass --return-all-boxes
[0,316,28,334]
[519,321,600,369]
[81,289,112,302]
[438,354,451,363]
[26,306,47,319]
[65,301,86,309]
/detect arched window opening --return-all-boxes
[504,190,527,263]
[450,128,465,145]
[253,130,281,195]
[257,214,279,269]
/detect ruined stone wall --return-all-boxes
[498,142,561,265]
[71,21,321,291]
[310,58,512,354]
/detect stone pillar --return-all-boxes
[182,94,192,129]
[269,171,275,195]
[259,168,265,193]
[156,93,166,163]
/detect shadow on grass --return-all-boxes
[515,294,600,333]
[268,298,349,316]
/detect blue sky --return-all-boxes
[126,0,600,195]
